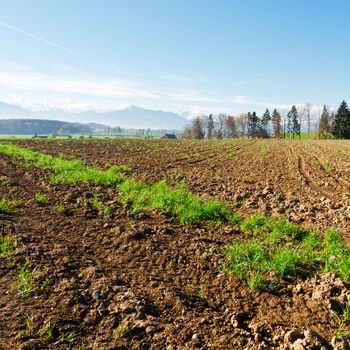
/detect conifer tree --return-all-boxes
[287,105,300,139]
[318,105,331,139]
[192,117,205,139]
[207,114,214,139]
[247,111,260,138]
[261,108,271,138]
[334,100,350,139]
[287,110,292,138]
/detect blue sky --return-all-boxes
[0,0,349,116]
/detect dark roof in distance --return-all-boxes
[162,134,177,139]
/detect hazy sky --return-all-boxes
[0,0,349,115]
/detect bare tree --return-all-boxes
[304,103,312,139]
[181,117,205,139]
[236,113,248,137]
[215,114,227,139]
[225,115,238,138]
[207,114,214,139]
[181,125,193,139]
[201,115,209,138]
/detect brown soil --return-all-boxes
[1,139,350,349]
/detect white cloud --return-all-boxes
[229,96,323,112]
[4,95,128,112]
[0,71,160,99]
[0,63,329,117]
[184,106,230,118]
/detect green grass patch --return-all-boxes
[61,330,78,350]
[23,314,33,336]
[183,284,206,299]
[0,144,241,225]
[35,192,50,205]
[103,205,114,218]
[37,319,57,340]
[89,194,100,209]
[223,218,350,290]
[15,266,38,296]
[260,149,270,157]
[0,197,14,214]
[228,151,236,158]
[0,144,125,186]
[56,204,68,214]
[240,215,304,242]
[321,161,333,173]
[0,233,17,258]
[114,320,132,339]
[322,229,350,281]
[118,179,240,224]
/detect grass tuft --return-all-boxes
[0,197,14,214]
[15,266,38,296]
[35,192,50,205]
[103,205,114,218]
[89,194,100,210]
[61,330,77,350]
[0,233,17,258]
[37,319,56,339]
[56,204,68,214]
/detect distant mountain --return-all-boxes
[0,102,187,129]
[93,105,187,129]
[0,119,91,135]
[87,122,111,131]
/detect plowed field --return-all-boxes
[1,139,350,350]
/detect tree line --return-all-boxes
[0,119,91,135]
[182,100,350,140]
